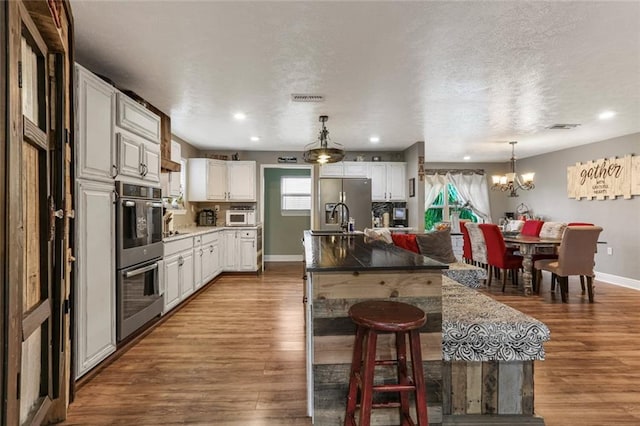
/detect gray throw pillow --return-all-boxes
[416,229,457,264]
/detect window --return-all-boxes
[425,183,478,230]
[281,176,311,216]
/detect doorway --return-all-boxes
[261,165,313,263]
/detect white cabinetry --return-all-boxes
[188,159,256,202]
[223,229,260,271]
[75,180,116,378]
[370,162,406,201]
[116,131,160,183]
[318,161,407,201]
[319,162,369,178]
[318,163,344,177]
[163,238,196,313]
[116,93,161,143]
[75,65,116,182]
[343,162,369,177]
[200,231,222,285]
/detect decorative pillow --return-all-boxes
[416,229,457,263]
[363,228,393,244]
[391,233,420,253]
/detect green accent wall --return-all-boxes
[264,168,311,256]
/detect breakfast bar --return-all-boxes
[303,231,550,425]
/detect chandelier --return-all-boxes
[491,141,535,197]
[303,115,345,164]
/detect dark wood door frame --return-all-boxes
[1,1,8,422]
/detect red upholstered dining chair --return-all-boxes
[459,220,473,264]
[520,220,544,237]
[479,224,523,292]
[534,226,603,303]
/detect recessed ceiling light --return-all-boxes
[250,136,260,142]
[233,112,247,120]
[598,110,616,120]
[463,156,471,160]
[369,136,380,143]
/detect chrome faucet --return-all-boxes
[330,202,350,232]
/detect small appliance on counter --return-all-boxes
[392,207,408,227]
[226,206,257,226]
[198,209,217,226]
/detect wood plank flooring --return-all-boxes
[482,271,640,426]
[61,264,640,426]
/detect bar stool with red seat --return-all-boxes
[344,300,429,426]
[479,224,523,291]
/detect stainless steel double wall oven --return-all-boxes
[115,181,164,341]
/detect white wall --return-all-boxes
[403,142,425,232]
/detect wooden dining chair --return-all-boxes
[479,224,523,292]
[534,226,603,303]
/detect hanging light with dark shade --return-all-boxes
[303,115,345,164]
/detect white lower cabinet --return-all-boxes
[224,229,259,272]
[163,237,196,313]
[75,179,116,378]
[200,231,222,285]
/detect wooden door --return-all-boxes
[5,3,58,424]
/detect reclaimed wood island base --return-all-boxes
[303,232,550,426]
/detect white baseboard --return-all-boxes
[264,255,303,262]
[595,271,640,291]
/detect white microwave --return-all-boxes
[226,210,256,226]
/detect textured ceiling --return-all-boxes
[71,1,640,162]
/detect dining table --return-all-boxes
[503,235,562,296]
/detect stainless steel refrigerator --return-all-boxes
[317,178,372,231]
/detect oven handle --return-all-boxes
[125,262,159,278]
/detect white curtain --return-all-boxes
[448,172,493,223]
[424,174,448,210]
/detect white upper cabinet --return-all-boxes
[369,162,406,201]
[116,93,161,143]
[116,132,160,183]
[343,162,369,177]
[75,65,116,182]
[188,159,256,202]
[318,162,344,177]
[227,161,256,201]
[206,160,227,201]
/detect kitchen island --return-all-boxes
[303,231,549,426]
[304,231,448,425]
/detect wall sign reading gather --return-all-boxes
[567,154,640,200]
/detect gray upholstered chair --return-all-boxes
[534,226,603,303]
[464,222,489,281]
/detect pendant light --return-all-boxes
[491,141,535,197]
[303,115,345,164]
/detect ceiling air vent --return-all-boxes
[547,124,581,130]
[291,94,325,103]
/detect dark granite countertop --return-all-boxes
[303,231,448,272]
